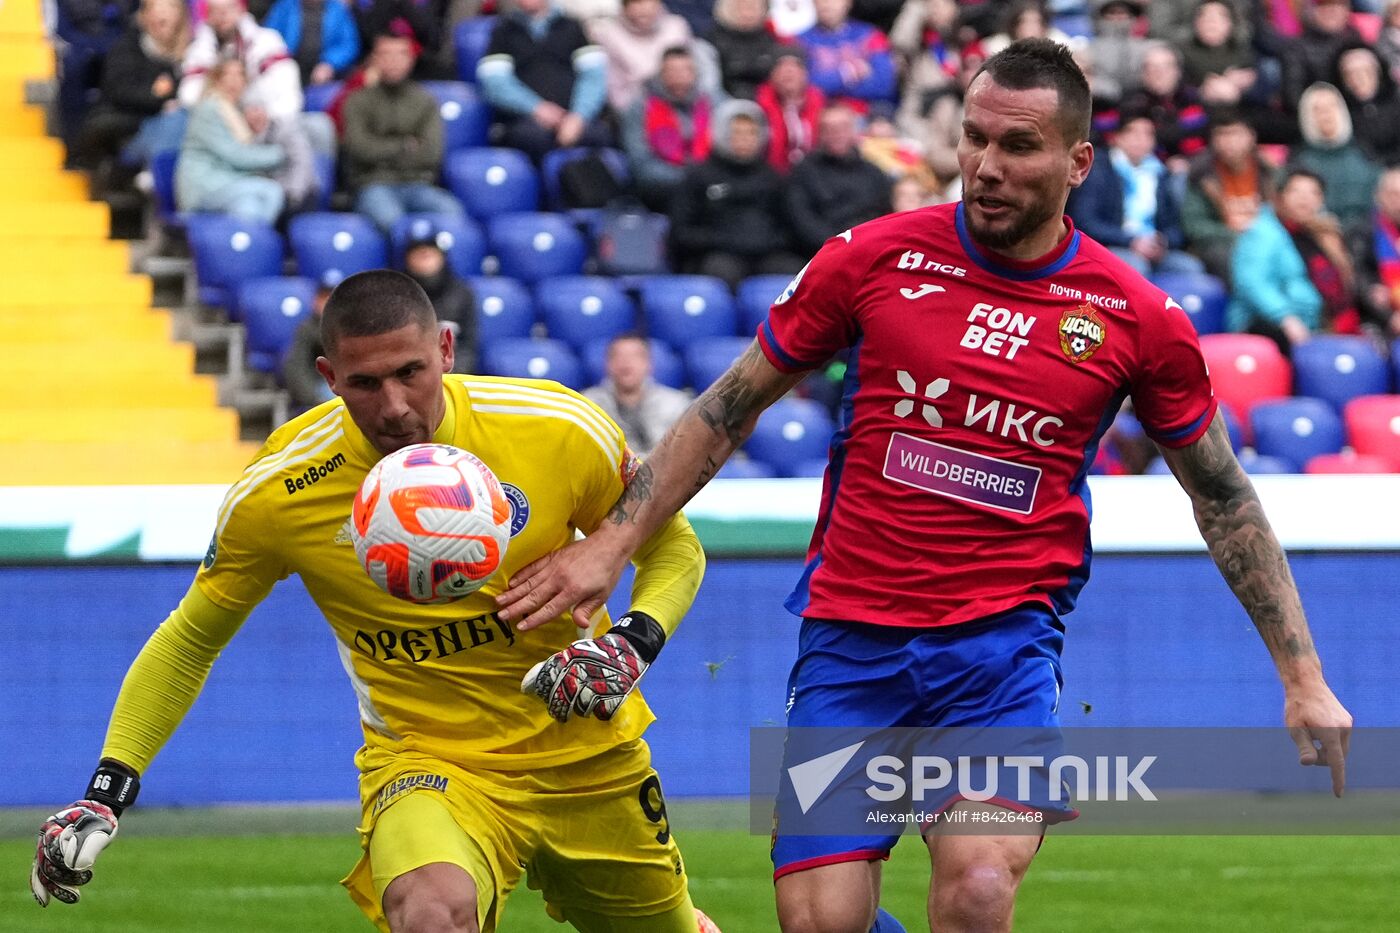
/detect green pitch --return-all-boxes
[4,804,1397,932]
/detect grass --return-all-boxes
[3,803,1398,931]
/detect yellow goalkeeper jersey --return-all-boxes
[195,375,665,770]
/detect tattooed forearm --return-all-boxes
[607,462,654,526]
[1163,415,1319,671]
[694,455,720,493]
[696,344,792,447]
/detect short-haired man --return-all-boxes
[32,270,712,933]
[785,103,892,256]
[500,38,1352,931]
[585,334,692,457]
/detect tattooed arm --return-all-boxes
[497,342,805,630]
[1159,411,1353,794]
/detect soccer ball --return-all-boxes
[695,908,723,932]
[350,443,512,603]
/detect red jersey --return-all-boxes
[757,201,1216,628]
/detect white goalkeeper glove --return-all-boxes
[521,611,666,723]
[31,760,140,907]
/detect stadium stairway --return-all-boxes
[0,0,259,485]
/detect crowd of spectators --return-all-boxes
[48,0,1400,464]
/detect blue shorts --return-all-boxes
[771,604,1076,880]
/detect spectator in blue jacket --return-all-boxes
[478,0,612,160]
[176,59,286,223]
[1066,111,1205,277]
[264,0,362,86]
[1227,169,1327,353]
[796,0,896,109]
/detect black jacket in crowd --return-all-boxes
[411,267,478,374]
[98,28,180,119]
[708,23,781,100]
[485,11,591,109]
[670,152,791,259]
[786,150,892,256]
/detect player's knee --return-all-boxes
[777,893,875,933]
[934,863,1019,929]
[385,886,478,933]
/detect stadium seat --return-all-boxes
[744,398,835,476]
[737,274,793,336]
[238,276,315,374]
[303,80,341,113]
[288,212,387,284]
[1198,333,1291,428]
[312,152,336,211]
[582,337,684,388]
[1304,451,1396,474]
[150,148,181,227]
[389,213,487,279]
[445,148,539,220]
[792,457,830,478]
[1343,394,1400,468]
[536,275,635,350]
[467,276,535,344]
[481,337,583,389]
[685,336,752,392]
[640,275,739,350]
[1291,335,1390,414]
[486,212,587,284]
[453,16,496,83]
[1150,271,1228,336]
[1249,397,1344,472]
[540,147,631,209]
[1236,452,1294,474]
[422,81,489,153]
[716,457,776,479]
[186,214,286,314]
[594,209,670,276]
[1219,403,1244,453]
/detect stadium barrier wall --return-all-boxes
[3,552,1397,806]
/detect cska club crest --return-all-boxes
[1058,302,1107,363]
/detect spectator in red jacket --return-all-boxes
[755,46,824,172]
[621,45,717,209]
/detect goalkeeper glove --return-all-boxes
[521,611,666,723]
[31,760,140,907]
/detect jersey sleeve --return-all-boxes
[756,231,869,373]
[1129,290,1219,448]
[566,391,635,534]
[193,460,291,612]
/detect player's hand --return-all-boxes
[497,536,629,632]
[1284,682,1353,797]
[30,801,119,907]
[521,632,648,723]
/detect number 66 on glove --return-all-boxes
[30,760,140,907]
[521,612,666,723]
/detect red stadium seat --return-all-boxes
[1198,334,1292,431]
[1343,394,1400,468]
[1304,452,1396,474]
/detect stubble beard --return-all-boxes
[962,194,1060,253]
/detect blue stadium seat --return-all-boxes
[685,336,752,392]
[487,212,587,284]
[640,275,739,350]
[1145,456,1174,475]
[1151,271,1228,336]
[1220,402,1244,452]
[716,458,776,479]
[238,276,316,374]
[1237,452,1295,475]
[737,274,793,336]
[1292,335,1390,414]
[1250,397,1345,472]
[536,275,635,350]
[312,152,336,211]
[482,337,583,388]
[467,276,535,344]
[390,213,487,279]
[422,81,489,153]
[744,398,835,476]
[594,210,670,276]
[792,457,830,478]
[540,147,631,209]
[288,212,387,284]
[445,148,539,220]
[186,214,286,315]
[582,337,684,389]
[303,80,341,113]
[151,148,182,227]
[453,16,496,83]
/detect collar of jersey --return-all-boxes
[954,201,1081,281]
[342,380,460,465]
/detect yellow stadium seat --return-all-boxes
[0,241,129,276]
[0,201,110,238]
[0,408,241,445]
[7,375,220,409]
[0,440,260,486]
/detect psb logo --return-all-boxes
[1058,303,1107,364]
[502,483,530,537]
